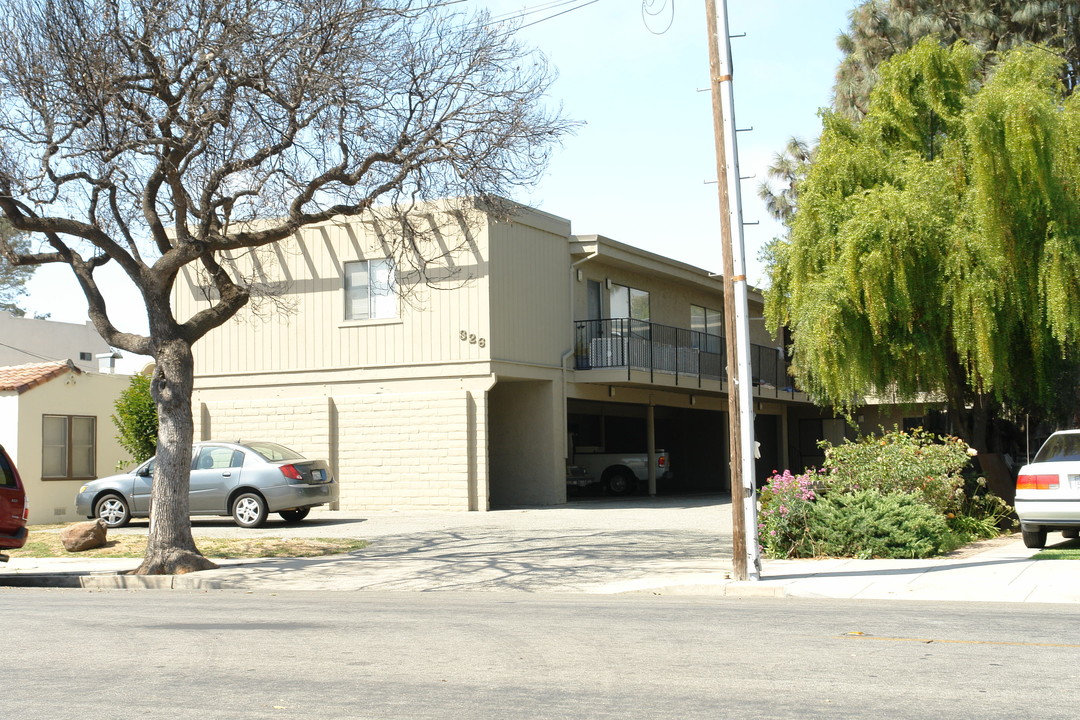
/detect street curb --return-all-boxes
[617,581,786,597]
[723,582,786,598]
[2,571,790,596]
[0,573,224,590]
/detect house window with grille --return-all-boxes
[344,259,397,321]
[42,415,96,480]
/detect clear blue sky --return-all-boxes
[20,0,858,345]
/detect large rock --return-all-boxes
[61,519,107,552]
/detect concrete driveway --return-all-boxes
[102,493,736,592]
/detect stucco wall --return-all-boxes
[574,258,775,348]
[488,379,563,506]
[0,393,18,455]
[0,312,112,372]
[14,371,129,524]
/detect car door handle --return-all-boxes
[221,471,232,477]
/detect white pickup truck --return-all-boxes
[568,448,672,495]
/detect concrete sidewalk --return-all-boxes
[1,495,1076,602]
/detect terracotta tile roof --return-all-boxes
[0,360,81,393]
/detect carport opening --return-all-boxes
[568,399,730,495]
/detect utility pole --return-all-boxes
[704,0,760,581]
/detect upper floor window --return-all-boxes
[344,259,397,321]
[42,415,96,480]
[691,304,723,353]
[610,283,649,322]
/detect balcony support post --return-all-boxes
[647,403,657,496]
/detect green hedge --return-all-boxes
[807,490,962,559]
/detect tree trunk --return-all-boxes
[131,338,217,575]
[970,393,991,455]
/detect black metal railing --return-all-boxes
[573,318,798,396]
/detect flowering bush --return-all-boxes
[820,427,971,514]
[758,469,818,558]
[755,428,1012,559]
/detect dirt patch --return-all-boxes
[941,532,1021,559]
[7,530,366,559]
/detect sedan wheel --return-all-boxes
[279,508,310,523]
[1022,528,1047,549]
[94,494,131,528]
[232,492,268,528]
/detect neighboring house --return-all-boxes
[0,361,129,524]
[0,311,121,373]
[176,201,842,511]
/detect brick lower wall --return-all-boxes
[198,389,487,511]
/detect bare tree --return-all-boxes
[0,0,573,574]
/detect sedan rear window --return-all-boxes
[1033,433,1080,463]
[245,442,304,462]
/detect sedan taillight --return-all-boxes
[280,464,304,482]
[1017,474,1059,490]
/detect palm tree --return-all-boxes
[757,137,813,226]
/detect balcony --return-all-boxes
[573,318,803,399]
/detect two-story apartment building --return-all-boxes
[176,201,824,511]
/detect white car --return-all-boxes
[1015,430,1080,548]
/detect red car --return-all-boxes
[0,444,28,560]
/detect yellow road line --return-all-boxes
[839,633,1080,648]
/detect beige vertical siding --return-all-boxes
[487,214,573,366]
[175,210,494,377]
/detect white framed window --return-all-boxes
[344,258,397,321]
[691,304,723,353]
[42,415,96,480]
[610,283,650,321]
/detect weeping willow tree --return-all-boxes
[761,0,1079,227]
[766,38,1080,451]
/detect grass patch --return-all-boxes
[7,531,366,559]
[1033,539,1080,560]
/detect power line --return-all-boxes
[484,0,602,32]
[488,0,583,24]
[641,0,674,35]
[518,0,600,29]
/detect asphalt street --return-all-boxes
[4,590,1078,719]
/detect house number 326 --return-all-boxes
[460,330,486,348]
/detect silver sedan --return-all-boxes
[75,441,338,528]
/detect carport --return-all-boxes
[567,398,732,494]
